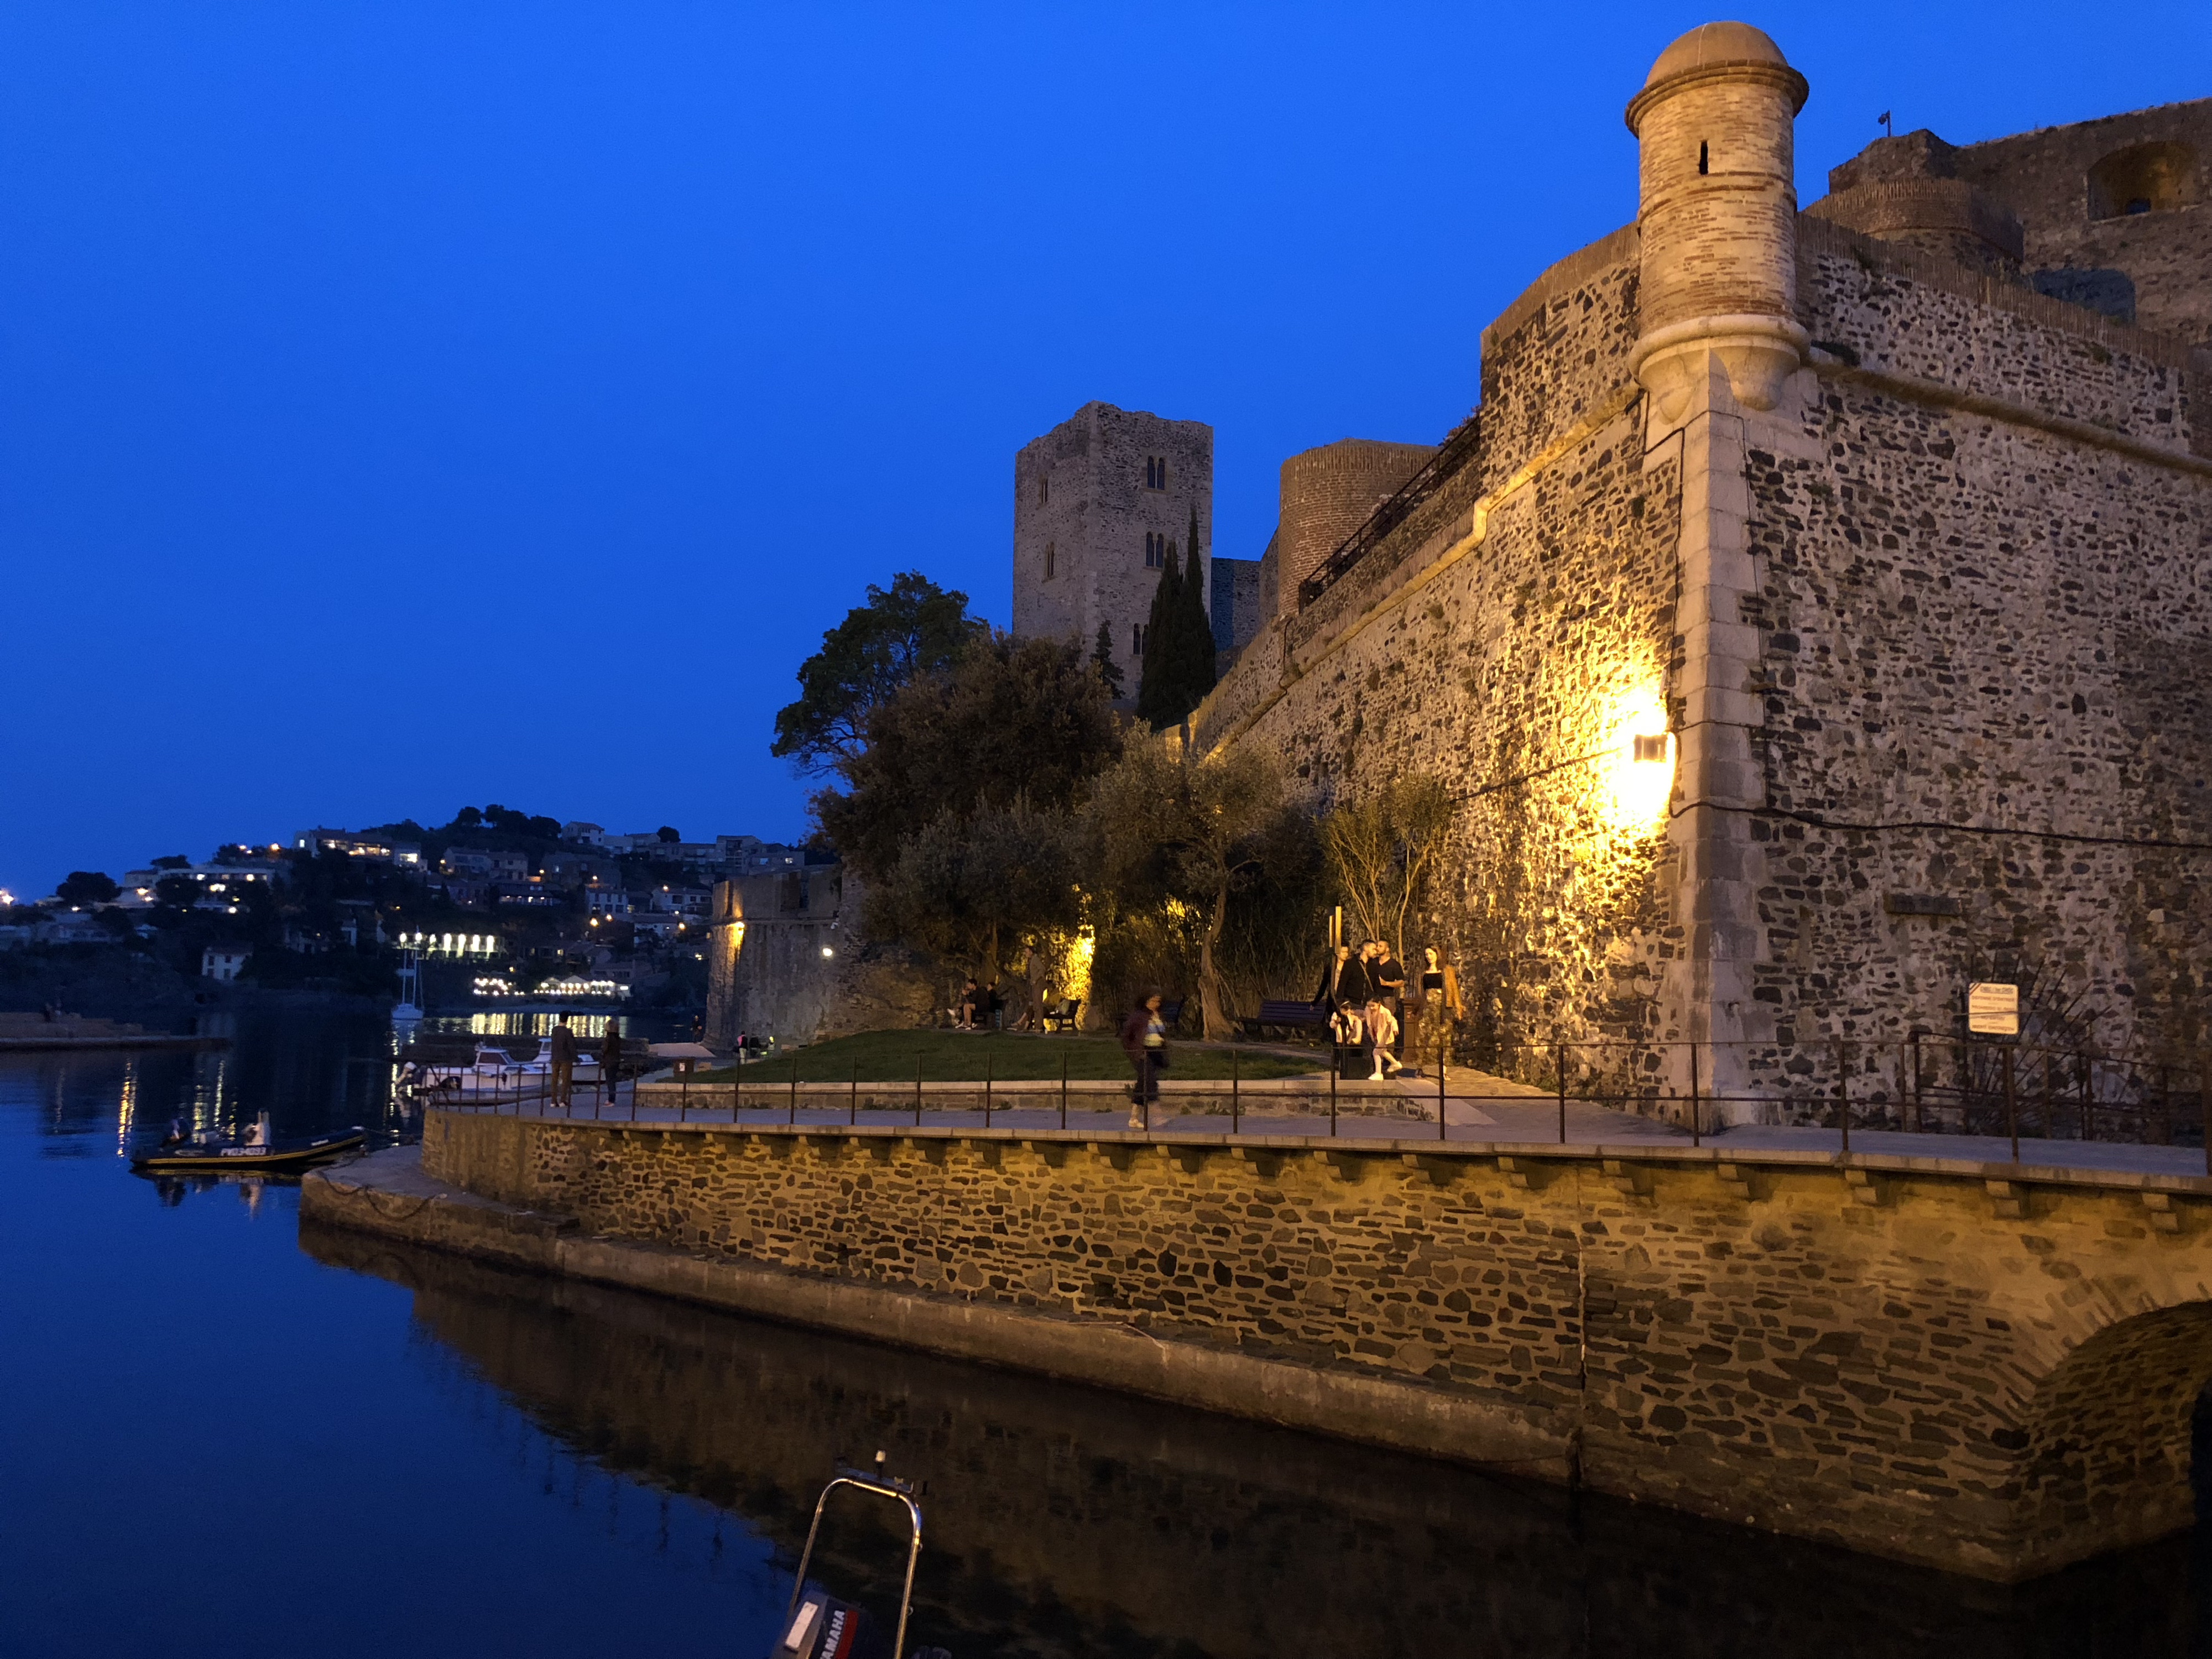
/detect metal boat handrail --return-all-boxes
[781,1453,922,1659]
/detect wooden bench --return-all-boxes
[1041,998,1083,1033]
[1238,999,1327,1037]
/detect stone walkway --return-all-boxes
[476,1065,2211,1181]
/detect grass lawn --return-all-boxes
[692,1028,1321,1084]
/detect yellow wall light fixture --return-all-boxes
[1598,685,1676,831]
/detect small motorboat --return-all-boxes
[404,1038,599,1103]
[132,1112,365,1174]
[771,1454,947,1659]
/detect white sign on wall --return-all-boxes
[1967,982,2020,1036]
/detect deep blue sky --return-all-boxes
[2,2,2203,896]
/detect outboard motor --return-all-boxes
[773,1453,946,1659]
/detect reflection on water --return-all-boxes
[4,1010,2205,1658]
[303,1225,2199,1659]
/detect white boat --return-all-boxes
[404,1038,599,1102]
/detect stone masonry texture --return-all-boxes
[1275,438,1437,615]
[1952,100,2212,347]
[420,1108,2212,1581]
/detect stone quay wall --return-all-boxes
[305,1221,2192,1657]
[413,1105,2212,1582]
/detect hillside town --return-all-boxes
[0,809,820,1013]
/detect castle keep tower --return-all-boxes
[1011,403,1212,689]
[1625,21,1809,418]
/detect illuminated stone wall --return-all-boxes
[302,1220,2194,1652]
[705,868,938,1051]
[1191,31,2211,1116]
[1011,401,1214,693]
[1194,234,1684,1085]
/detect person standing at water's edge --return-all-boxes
[549,1014,577,1108]
[1119,991,1167,1130]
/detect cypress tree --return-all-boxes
[1134,547,1182,729]
[1173,505,1218,709]
[1091,619,1125,698]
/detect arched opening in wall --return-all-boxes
[1698,140,1709,176]
[2086,141,2202,219]
[1044,540,1055,580]
[2017,1301,2212,1562]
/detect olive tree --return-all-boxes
[1087,741,1290,1039]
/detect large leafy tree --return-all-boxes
[55,870,119,905]
[773,572,984,773]
[815,631,1121,889]
[1087,742,1292,1039]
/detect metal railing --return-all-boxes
[425,1036,2212,1173]
[1296,413,1483,609]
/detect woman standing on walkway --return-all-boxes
[1119,990,1167,1130]
[1411,946,1462,1074]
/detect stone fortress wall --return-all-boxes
[1954,100,2212,344]
[703,866,939,1052]
[403,1106,2212,1582]
[1181,30,2211,1112]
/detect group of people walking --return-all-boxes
[1317,939,1462,1079]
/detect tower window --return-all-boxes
[1144,456,1168,490]
[1698,140,1708,176]
[1133,623,1147,656]
[1037,475,1048,505]
[1144,532,1166,568]
[1044,540,1055,579]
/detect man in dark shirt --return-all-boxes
[1338,946,1373,1012]
[549,1014,578,1109]
[600,1026,625,1107]
[1369,943,1406,1003]
[1369,943,1406,1052]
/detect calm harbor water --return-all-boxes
[1,1007,2202,1658]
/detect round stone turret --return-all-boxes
[1625,22,1810,419]
[1276,438,1435,616]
